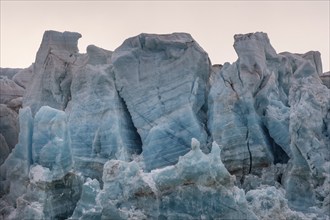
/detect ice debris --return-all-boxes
[72,139,257,219]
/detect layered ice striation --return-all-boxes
[23,31,82,115]
[66,44,142,180]
[208,32,329,180]
[112,33,210,171]
[208,32,329,215]
[208,33,277,179]
[0,30,329,219]
[16,30,141,180]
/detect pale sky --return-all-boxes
[1,1,329,71]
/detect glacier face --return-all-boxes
[66,44,142,181]
[23,31,82,115]
[112,33,210,171]
[0,30,329,219]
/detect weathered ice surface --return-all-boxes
[296,51,323,75]
[0,107,82,219]
[72,139,257,219]
[12,170,83,220]
[208,33,276,179]
[0,68,23,79]
[0,134,10,166]
[70,178,101,220]
[0,67,32,162]
[112,33,210,171]
[23,31,82,115]
[0,107,33,203]
[321,71,330,88]
[0,30,329,219]
[267,51,330,213]
[0,77,25,104]
[0,104,19,154]
[13,65,33,89]
[7,31,141,183]
[7,97,23,113]
[66,44,142,180]
[246,186,323,220]
[32,106,72,180]
[208,32,329,216]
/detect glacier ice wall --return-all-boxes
[208,33,277,179]
[112,33,210,171]
[0,106,82,220]
[23,31,82,115]
[0,30,329,219]
[32,106,72,180]
[66,44,142,180]
[0,107,33,203]
[207,33,330,213]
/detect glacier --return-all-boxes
[112,33,210,171]
[70,139,257,219]
[0,30,329,219]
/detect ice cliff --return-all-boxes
[112,33,210,171]
[0,30,329,220]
